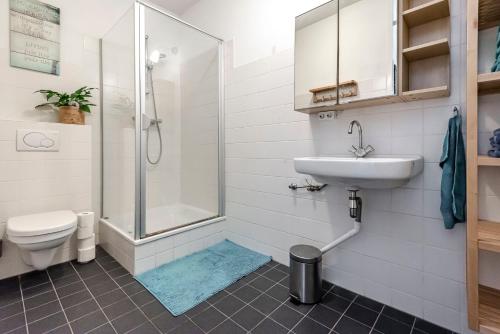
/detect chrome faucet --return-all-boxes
[348,120,374,158]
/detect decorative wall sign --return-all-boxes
[9,0,60,75]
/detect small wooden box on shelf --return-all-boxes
[399,0,451,101]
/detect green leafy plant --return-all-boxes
[35,86,97,113]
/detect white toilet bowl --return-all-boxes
[7,211,77,270]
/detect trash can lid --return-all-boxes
[290,245,322,264]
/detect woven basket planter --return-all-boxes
[59,106,85,125]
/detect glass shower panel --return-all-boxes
[142,6,221,236]
[101,6,136,238]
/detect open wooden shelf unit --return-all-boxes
[467,0,500,332]
[399,0,451,101]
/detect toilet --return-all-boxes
[7,210,77,270]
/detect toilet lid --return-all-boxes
[7,210,77,237]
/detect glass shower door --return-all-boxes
[139,4,223,237]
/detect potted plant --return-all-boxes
[35,86,97,125]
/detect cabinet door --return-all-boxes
[294,1,339,112]
[338,0,397,104]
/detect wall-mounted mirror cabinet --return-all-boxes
[295,0,398,113]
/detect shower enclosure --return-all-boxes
[100,1,224,241]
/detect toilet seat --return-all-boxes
[7,210,77,237]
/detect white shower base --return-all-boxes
[145,204,217,235]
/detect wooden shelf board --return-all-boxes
[478,221,500,253]
[403,38,450,62]
[478,72,500,95]
[478,156,500,167]
[403,0,450,28]
[479,0,500,31]
[479,285,500,332]
[401,85,449,101]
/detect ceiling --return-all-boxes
[148,0,200,15]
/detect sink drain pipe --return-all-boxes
[320,188,362,254]
[289,188,363,304]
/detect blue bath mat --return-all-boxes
[135,240,271,316]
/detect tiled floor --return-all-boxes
[0,247,457,334]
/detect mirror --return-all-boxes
[294,0,397,112]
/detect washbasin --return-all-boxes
[294,155,424,189]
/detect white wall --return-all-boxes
[0,122,91,279]
[182,0,500,332]
[0,0,132,277]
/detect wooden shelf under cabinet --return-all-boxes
[478,72,500,95]
[402,38,450,62]
[400,85,449,101]
[478,221,500,253]
[479,0,500,30]
[479,285,500,332]
[403,0,450,27]
[478,156,500,167]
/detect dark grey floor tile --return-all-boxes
[111,309,148,334]
[211,319,246,334]
[334,316,371,334]
[122,281,145,296]
[279,275,289,287]
[191,306,226,332]
[240,272,259,285]
[184,301,210,318]
[0,301,23,321]
[354,295,384,312]
[24,290,57,310]
[414,318,451,334]
[254,264,272,275]
[22,282,54,300]
[294,317,330,334]
[70,310,108,334]
[233,285,260,303]
[103,298,137,320]
[0,290,21,309]
[275,264,289,274]
[73,261,105,279]
[321,293,351,313]
[0,277,19,292]
[95,246,109,258]
[129,290,155,307]
[250,294,281,315]
[141,300,167,319]
[249,276,275,292]
[83,273,113,288]
[232,305,265,330]
[114,275,135,287]
[108,267,129,279]
[322,280,334,292]
[251,318,288,334]
[214,295,245,317]
[169,320,203,334]
[344,303,379,327]
[374,315,412,334]
[127,321,160,334]
[382,306,415,326]
[28,311,67,334]
[51,274,79,289]
[224,280,246,293]
[263,269,287,282]
[269,304,303,330]
[207,290,229,304]
[26,300,62,323]
[59,290,92,309]
[48,263,76,280]
[21,271,49,289]
[88,280,119,297]
[65,299,99,322]
[7,326,27,334]
[285,298,314,314]
[95,289,127,308]
[266,284,289,302]
[332,286,357,301]
[56,281,86,298]
[151,312,188,333]
[47,324,72,334]
[0,313,26,334]
[308,304,341,328]
[99,261,122,272]
[87,323,117,334]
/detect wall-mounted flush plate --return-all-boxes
[16,129,60,152]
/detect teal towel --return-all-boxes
[491,27,500,72]
[439,115,466,229]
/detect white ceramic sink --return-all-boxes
[294,155,424,189]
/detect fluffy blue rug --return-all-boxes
[135,240,271,316]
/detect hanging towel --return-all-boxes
[439,114,466,229]
[492,27,500,72]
